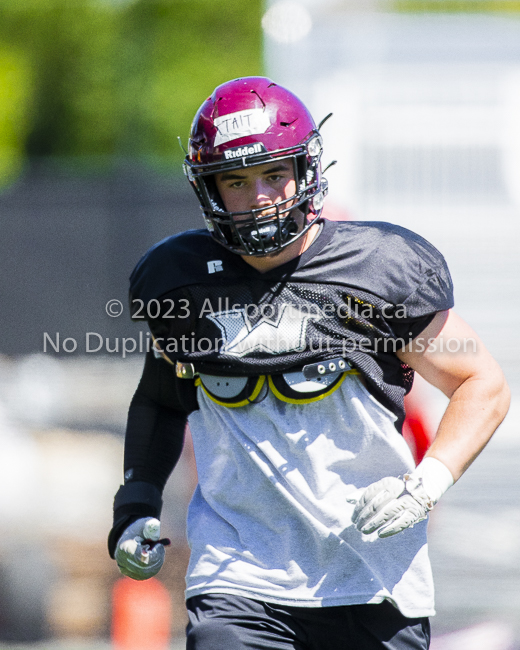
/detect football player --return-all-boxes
[108,77,510,649]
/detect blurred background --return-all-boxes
[0,0,518,648]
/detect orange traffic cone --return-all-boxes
[112,577,171,650]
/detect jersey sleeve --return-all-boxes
[383,231,454,340]
[400,255,453,318]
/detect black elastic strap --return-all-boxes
[114,481,163,511]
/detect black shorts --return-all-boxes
[186,594,430,650]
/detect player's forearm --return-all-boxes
[424,367,510,481]
[109,396,187,558]
[351,365,509,539]
[124,392,187,490]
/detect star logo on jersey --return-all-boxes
[207,305,320,357]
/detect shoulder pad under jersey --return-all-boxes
[130,229,234,302]
[303,221,454,316]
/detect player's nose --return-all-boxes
[251,179,275,211]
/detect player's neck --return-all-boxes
[241,222,321,273]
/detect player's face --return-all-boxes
[215,160,297,220]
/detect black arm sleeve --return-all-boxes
[108,349,199,558]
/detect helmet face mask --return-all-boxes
[184,77,328,256]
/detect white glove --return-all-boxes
[115,517,169,580]
[350,457,454,538]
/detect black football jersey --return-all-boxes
[129,219,453,430]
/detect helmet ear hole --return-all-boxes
[296,154,307,183]
[204,175,226,212]
[296,154,311,215]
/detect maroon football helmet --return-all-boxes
[184,77,328,256]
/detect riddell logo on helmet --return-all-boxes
[223,143,267,160]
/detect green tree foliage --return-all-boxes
[0,45,33,185]
[0,0,263,183]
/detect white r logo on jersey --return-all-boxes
[207,260,224,274]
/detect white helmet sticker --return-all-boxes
[214,108,270,146]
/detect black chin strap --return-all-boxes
[238,211,299,255]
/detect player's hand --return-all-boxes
[115,517,170,580]
[349,457,454,538]
[350,476,431,538]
